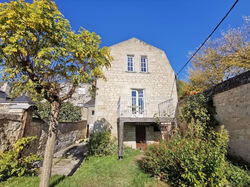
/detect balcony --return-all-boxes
[117,97,176,119]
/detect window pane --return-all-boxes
[138,90,143,97]
[127,56,134,72]
[132,90,136,97]
[138,96,144,114]
[141,56,147,72]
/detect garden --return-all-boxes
[1,94,250,187]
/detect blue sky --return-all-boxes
[53,0,249,79]
[1,0,249,79]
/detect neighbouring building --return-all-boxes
[81,98,95,137]
[90,38,178,158]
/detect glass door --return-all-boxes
[131,90,144,116]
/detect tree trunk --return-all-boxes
[39,101,60,187]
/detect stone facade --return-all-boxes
[60,83,92,107]
[213,82,250,163]
[94,38,178,148]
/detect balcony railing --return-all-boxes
[117,97,176,118]
[158,98,176,117]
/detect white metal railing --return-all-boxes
[117,96,148,118]
[158,98,176,118]
[117,97,176,118]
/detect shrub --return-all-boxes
[34,101,82,122]
[140,129,229,186]
[225,162,250,187]
[178,94,218,137]
[0,137,40,182]
[88,131,117,156]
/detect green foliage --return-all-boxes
[177,79,190,99]
[140,129,229,186]
[0,0,112,102]
[140,93,235,186]
[225,162,250,187]
[34,101,81,122]
[0,149,164,187]
[59,102,81,122]
[188,18,250,92]
[0,137,40,182]
[178,94,218,137]
[88,131,117,156]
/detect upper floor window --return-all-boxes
[141,56,147,72]
[127,55,134,72]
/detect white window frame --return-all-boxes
[127,55,134,72]
[140,56,148,72]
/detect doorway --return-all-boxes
[136,126,146,150]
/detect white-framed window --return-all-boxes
[141,56,147,72]
[127,55,134,72]
[131,89,144,115]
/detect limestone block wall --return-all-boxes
[0,113,87,155]
[204,70,250,163]
[24,119,87,155]
[123,125,162,149]
[86,106,95,125]
[56,120,87,152]
[0,113,23,151]
[123,125,136,149]
[146,126,161,145]
[213,83,250,162]
[95,38,178,136]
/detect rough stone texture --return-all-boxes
[0,113,87,155]
[213,83,250,163]
[146,126,161,145]
[22,118,49,155]
[82,106,95,125]
[60,83,92,107]
[95,38,178,138]
[123,125,136,148]
[0,108,33,152]
[55,121,87,152]
[123,124,162,149]
[204,70,250,97]
[0,113,23,151]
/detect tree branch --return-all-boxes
[60,84,77,101]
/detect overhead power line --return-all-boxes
[176,0,240,76]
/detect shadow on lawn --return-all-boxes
[50,176,66,187]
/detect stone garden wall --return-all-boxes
[0,113,24,151]
[204,70,250,163]
[0,111,87,155]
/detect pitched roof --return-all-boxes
[83,98,95,108]
[12,95,34,104]
[0,91,7,98]
[109,37,164,52]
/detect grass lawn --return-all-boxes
[0,148,168,187]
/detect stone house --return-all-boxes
[81,98,95,137]
[90,38,178,158]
